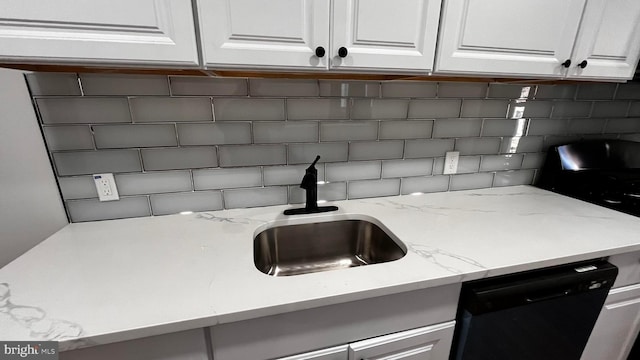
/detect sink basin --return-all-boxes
[254,218,406,276]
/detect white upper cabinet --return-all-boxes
[435,0,586,78]
[198,0,330,70]
[198,0,441,73]
[0,1,199,67]
[567,0,640,81]
[331,0,441,72]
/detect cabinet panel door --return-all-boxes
[581,284,640,360]
[0,1,198,67]
[348,321,455,360]
[198,0,329,70]
[331,0,441,73]
[435,0,585,78]
[59,329,210,360]
[567,0,640,81]
[277,345,348,360]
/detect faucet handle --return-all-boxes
[309,155,321,168]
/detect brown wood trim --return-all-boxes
[0,63,592,84]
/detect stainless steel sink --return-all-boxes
[254,218,406,276]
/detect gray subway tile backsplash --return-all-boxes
[287,143,348,164]
[54,150,141,176]
[326,161,381,182]
[455,137,501,155]
[351,99,409,119]
[379,120,433,140]
[401,175,450,195]
[590,101,629,118]
[287,98,348,120]
[250,78,319,97]
[408,99,461,118]
[404,139,455,158]
[320,121,378,141]
[58,176,97,200]
[150,191,223,216]
[450,173,494,191]
[493,169,536,187]
[576,83,617,100]
[567,118,606,135]
[43,126,94,151]
[224,187,288,209]
[93,124,177,149]
[382,158,433,178]
[253,121,318,144]
[193,168,262,190]
[348,141,404,161]
[348,179,400,199]
[381,82,437,98]
[169,76,248,96]
[460,99,509,118]
[130,97,213,122]
[551,101,592,118]
[218,144,286,167]
[67,196,151,222]
[214,98,285,121]
[115,171,193,196]
[319,80,380,97]
[30,74,640,221]
[79,74,170,96]
[433,118,482,138]
[177,122,251,146]
[37,97,131,124]
[480,154,524,171]
[141,147,218,171]
[438,82,487,98]
[26,73,81,96]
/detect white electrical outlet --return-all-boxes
[93,173,119,201]
[443,151,460,175]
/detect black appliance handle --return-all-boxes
[525,289,571,303]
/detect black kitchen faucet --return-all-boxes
[283,155,338,215]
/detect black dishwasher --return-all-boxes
[452,260,618,360]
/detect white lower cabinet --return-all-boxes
[581,251,640,360]
[277,345,349,360]
[210,284,461,360]
[59,329,210,360]
[348,321,455,360]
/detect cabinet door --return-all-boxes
[59,329,210,360]
[198,0,330,70]
[435,0,586,78]
[567,0,640,81]
[277,345,349,360]
[331,0,441,73]
[348,321,455,360]
[0,1,198,67]
[581,284,640,360]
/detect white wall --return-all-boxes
[0,68,67,268]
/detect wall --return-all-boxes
[0,69,67,267]
[26,73,640,222]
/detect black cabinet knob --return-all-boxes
[338,47,348,58]
[315,46,325,58]
[578,60,588,69]
[561,59,572,68]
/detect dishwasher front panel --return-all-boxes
[453,261,618,360]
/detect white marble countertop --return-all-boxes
[1,185,640,350]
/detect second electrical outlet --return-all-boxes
[443,151,460,175]
[93,173,119,201]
